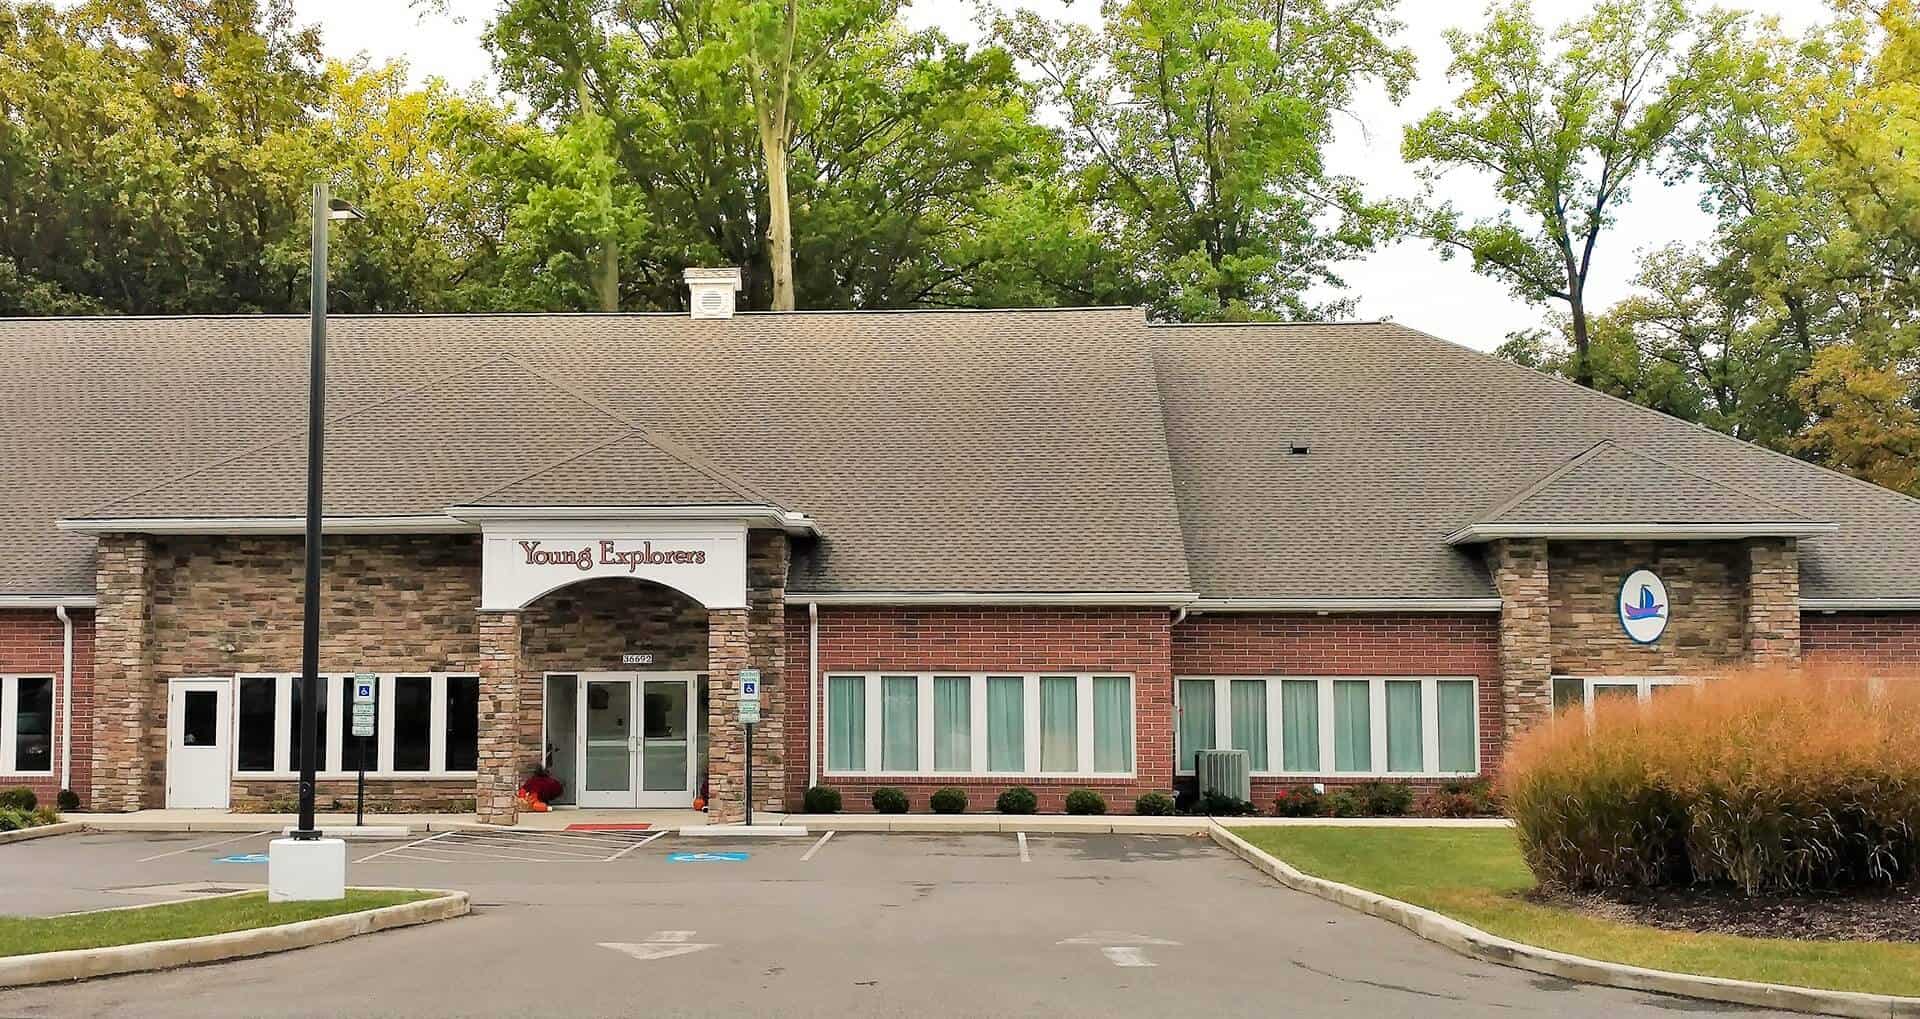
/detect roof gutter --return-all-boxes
[1802,598,1920,612]
[58,515,469,535]
[1445,521,1839,545]
[1188,597,1504,613]
[445,504,817,535]
[0,595,98,609]
[791,591,1200,607]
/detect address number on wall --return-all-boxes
[622,653,655,666]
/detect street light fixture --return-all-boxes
[271,181,364,902]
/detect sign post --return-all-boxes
[350,674,377,826]
[739,669,761,826]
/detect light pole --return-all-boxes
[271,181,363,902]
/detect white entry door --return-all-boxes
[577,672,697,808]
[166,678,231,809]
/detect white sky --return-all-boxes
[307,0,1833,349]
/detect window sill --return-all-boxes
[0,771,53,779]
[232,771,479,782]
[1178,770,1484,780]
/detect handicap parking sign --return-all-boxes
[214,853,270,864]
[667,851,749,863]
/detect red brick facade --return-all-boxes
[1803,612,1920,670]
[783,606,1174,813]
[1171,612,1503,804]
[0,608,93,807]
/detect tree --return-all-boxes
[1404,0,1722,385]
[992,0,1415,321]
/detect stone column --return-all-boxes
[475,610,524,825]
[90,534,157,812]
[1745,537,1801,664]
[706,607,750,822]
[1492,538,1553,739]
[745,531,789,815]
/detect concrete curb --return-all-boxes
[0,888,470,989]
[763,815,1215,835]
[1208,823,1920,1019]
[0,821,83,845]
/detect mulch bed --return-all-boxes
[1533,883,1920,942]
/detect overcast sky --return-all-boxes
[302,0,1833,350]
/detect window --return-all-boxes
[1177,676,1481,777]
[824,673,1136,777]
[1552,675,1698,722]
[229,673,478,776]
[182,691,219,747]
[1,675,54,774]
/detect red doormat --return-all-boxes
[565,823,652,831]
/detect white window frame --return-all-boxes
[1553,675,1698,725]
[230,672,479,779]
[0,674,56,777]
[1174,675,1481,780]
[822,672,1137,779]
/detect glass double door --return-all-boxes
[578,672,697,808]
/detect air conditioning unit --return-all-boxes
[1193,749,1251,803]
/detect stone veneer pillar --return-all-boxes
[1492,537,1553,739]
[90,534,157,812]
[705,530,791,822]
[1745,537,1801,663]
[705,607,750,821]
[475,610,524,825]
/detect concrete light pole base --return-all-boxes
[268,838,346,901]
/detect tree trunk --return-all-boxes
[1568,278,1594,388]
[594,227,619,312]
[760,122,795,312]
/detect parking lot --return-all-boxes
[0,827,1781,1017]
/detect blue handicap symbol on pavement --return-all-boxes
[214,853,270,864]
[667,851,749,863]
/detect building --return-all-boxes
[1,286,1916,822]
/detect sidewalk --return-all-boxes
[62,808,713,834]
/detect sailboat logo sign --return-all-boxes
[1618,569,1670,644]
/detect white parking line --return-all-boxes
[1017,831,1031,863]
[606,830,671,861]
[136,829,273,863]
[800,830,836,861]
[355,829,452,864]
[379,842,566,864]
[430,833,611,858]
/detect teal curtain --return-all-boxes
[1039,677,1077,772]
[933,677,971,771]
[828,676,864,771]
[1386,681,1423,772]
[1281,680,1320,772]
[882,676,918,771]
[1333,680,1371,772]
[1178,679,1216,772]
[1230,680,1268,771]
[987,676,1024,772]
[1093,676,1132,773]
[1437,680,1476,772]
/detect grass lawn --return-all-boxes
[1232,826,1920,998]
[0,890,433,958]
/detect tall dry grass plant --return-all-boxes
[1503,666,1920,896]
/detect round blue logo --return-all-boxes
[1618,568,1670,644]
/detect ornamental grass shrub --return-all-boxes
[1503,666,1920,896]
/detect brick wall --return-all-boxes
[1804,612,1920,670]
[1172,611,1503,802]
[783,606,1173,813]
[0,608,94,807]
[1547,539,1765,675]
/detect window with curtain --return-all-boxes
[1178,679,1216,773]
[1333,680,1371,772]
[827,676,865,772]
[1093,676,1131,773]
[1437,680,1475,773]
[1230,679,1268,771]
[933,676,970,771]
[882,676,918,771]
[1281,680,1319,772]
[1039,676,1077,772]
[1385,680,1422,772]
[987,676,1024,772]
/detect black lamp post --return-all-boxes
[294,182,364,841]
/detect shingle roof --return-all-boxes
[1151,322,1920,601]
[1468,440,1821,528]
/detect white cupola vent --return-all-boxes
[684,267,744,319]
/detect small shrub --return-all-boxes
[1351,781,1414,817]
[929,787,968,814]
[1417,779,1499,818]
[31,806,58,826]
[1064,789,1107,816]
[871,787,909,814]
[1325,789,1363,818]
[1134,791,1175,816]
[1272,785,1326,818]
[0,787,36,811]
[55,789,80,811]
[0,807,32,831]
[1193,790,1257,817]
[996,786,1038,815]
[802,785,842,814]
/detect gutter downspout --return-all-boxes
[55,605,72,795]
[807,602,819,789]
